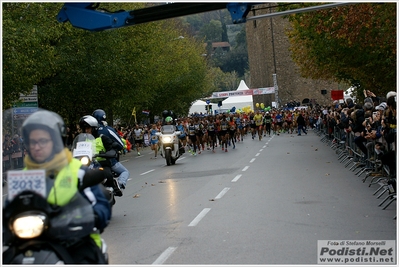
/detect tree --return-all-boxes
[279,3,396,99]
[2,3,66,109]
[198,19,223,42]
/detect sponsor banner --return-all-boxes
[253,87,275,95]
[318,240,396,265]
[209,87,275,99]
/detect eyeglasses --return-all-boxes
[29,138,52,148]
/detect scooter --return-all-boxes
[156,125,185,166]
[3,170,108,264]
[72,133,118,206]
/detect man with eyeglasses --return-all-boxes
[3,109,111,264]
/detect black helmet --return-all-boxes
[22,109,67,156]
[92,109,106,123]
[79,115,99,137]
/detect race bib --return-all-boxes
[72,141,93,159]
[7,170,46,201]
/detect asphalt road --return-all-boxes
[99,130,396,265]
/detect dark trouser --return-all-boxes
[97,161,114,187]
[298,124,307,135]
[266,123,271,135]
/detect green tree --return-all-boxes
[279,3,396,98]
[2,3,66,109]
[198,19,222,42]
[3,3,212,124]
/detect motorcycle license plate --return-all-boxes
[7,170,46,201]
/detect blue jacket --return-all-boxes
[97,124,124,165]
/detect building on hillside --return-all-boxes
[204,42,231,56]
[245,3,343,108]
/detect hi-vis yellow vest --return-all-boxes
[25,159,102,248]
[95,137,106,161]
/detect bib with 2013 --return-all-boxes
[7,170,46,201]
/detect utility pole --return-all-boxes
[273,74,279,109]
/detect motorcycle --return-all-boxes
[72,133,119,206]
[3,169,108,264]
[2,108,109,264]
[157,125,185,166]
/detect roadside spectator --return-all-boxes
[3,134,13,171]
[382,91,396,150]
[66,126,75,150]
[11,134,23,168]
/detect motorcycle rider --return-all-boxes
[4,109,111,264]
[78,115,124,197]
[92,109,130,191]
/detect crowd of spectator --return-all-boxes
[319,90,396,178]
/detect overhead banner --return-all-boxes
[209,87,275,99]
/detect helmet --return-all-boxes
[22,109,67,158]
[92,109,106,123]
[165,116,173,123]
[79,115,99,137]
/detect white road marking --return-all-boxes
[250,158,256,163]
[255,153,260,157]
[176,157,185,161]
[215,187,230,199]
[242,166,249,171]
[140,169,154,175]
[231,174,242,182]
[188,208,211,227]
[152,246,177,265]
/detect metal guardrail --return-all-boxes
[315,119,396,216]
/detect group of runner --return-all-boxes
[167,109,315,156]
[122,108,316,157]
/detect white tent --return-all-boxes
[221,80,254,111]
[188,99,207,115]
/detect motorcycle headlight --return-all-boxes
[12,214,47,239]
[80,156,90,166]
[162,136,172,143]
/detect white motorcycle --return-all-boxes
[156,125,185,166]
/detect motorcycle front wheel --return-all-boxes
[165,149,172,166]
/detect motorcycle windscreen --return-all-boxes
[71,133,96,159]
[47,192,95,241]
[161,125,175,134]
